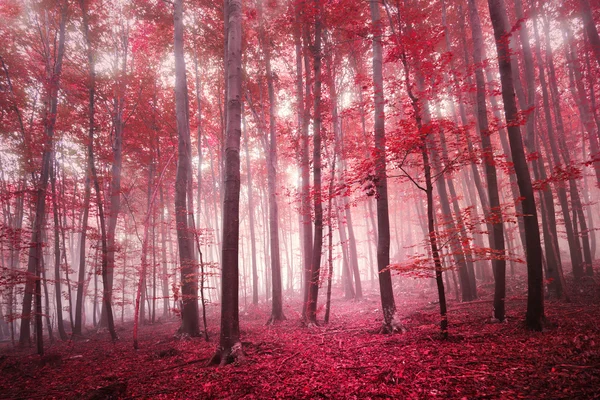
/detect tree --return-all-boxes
[211,0,244,365]
[468,0,506,320]
[174,0,200,337]
[80,0,117,341]
[305,0,324,326]
[370,0,398,332]
[486,0,544,330]
[19,1,68,353]
[258,0,285,324]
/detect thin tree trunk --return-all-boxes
[530,11,569,297]
[337,198,355,300]
[19,3,68,354]
[80,0,117,341]
[258,0,285,324]
[324,146,337,324]
[100,23,127,328]
[51,161,67,340]
[41,253,54,343]
[159,183,170,316]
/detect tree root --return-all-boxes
[266,313,287,326]
[207,342,245,367]
[377,317,406,334]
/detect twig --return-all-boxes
[452,297,527,307]
[159,357,210,372]
[555,364,599,370]
[338,364,383,370]
[277,351,301,372]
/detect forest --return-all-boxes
[0,0,599,398]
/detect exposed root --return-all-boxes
[305,321,320,329]
[266,313,287,326]
[207,342,245,367]
[378,317,406,334]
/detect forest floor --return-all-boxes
[1,274,600,399]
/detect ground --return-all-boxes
[1,275,599,399]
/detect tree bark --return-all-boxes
[487,0,544,331]
[300,12,313,319]
[51,160,68,340]
[80,0,117,341]
[258,0,285,324]
[20,3,68,351]
[211,0,244,365]
[306,0,324,326]
[469,0,506,319]
[173,0,200,337]
[370,0,397,331]
[580,0,600,69]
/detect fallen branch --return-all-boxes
[451,297,527,307]
[555,364,600,370]
[338,364,383,370]
[276,351,301,372]
[159,357,210,372]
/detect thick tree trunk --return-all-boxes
[469,0,506,319]
[174,0,199,337]
[487,0,544,331]
[306,1,324,326]
[580,0,600,69]
[370,0,397,331]
[300,16,313,319]
[211,0,243,365]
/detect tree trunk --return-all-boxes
[370,0,397,332]
[305,0,324,326]
[241,113,259,306]
[300,15,313,319]
[469,0,506,319]
[324,147,337,324]
[19,3,68,353]
[51,161,68,340]
[580,0,600,69]
[258,0,285,324]
[100,40,126,328]
[530,11,570,297]
[211,0,243,365]
[487,0,544,330]
[174,0,199,337]
[80,0,117,341]
[337,197,355,300]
